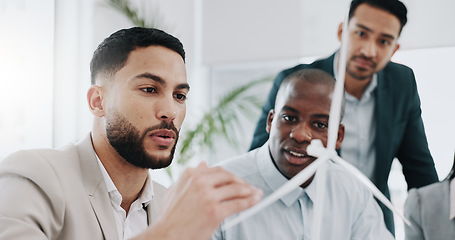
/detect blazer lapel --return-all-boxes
[147,181,167,225]
[147,197,160,225]
[77,134,119,240]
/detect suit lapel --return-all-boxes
[77,134,119,240]
[147,181,167,225]
[147,196,160,225]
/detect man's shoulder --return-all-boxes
[379,61,419,96]
[382,61,414,78]
[410,180,448,198]
[0,142,83,182]
[324,161,371,195]
[2,143,77,164]
[217,150,260,179]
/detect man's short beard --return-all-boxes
[105,112,179,169]
[346,56,375,81]
[346,67,371,81]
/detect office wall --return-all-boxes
[54,0,455,177]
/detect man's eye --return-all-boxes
[355,30,365,37]
[283,115,296,122]
[380,39,391,46]
[175,93,187,101]
[313,122,328,129]
[141,87,156,93]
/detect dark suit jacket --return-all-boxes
[250,52,439,233]
[0,134,166,240]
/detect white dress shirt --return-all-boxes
[212,144,393,239]
[334,54,377,179]
[96,156,154,240]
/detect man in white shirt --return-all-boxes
[212,69,393,239]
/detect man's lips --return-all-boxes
[149,129,177,147]
[284,148,316,165]
[353,56,375,69]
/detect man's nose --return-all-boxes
[290,123,312,143]
[360,40,377,58]
[156,96,177,121]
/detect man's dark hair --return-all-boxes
[90,27,185,85]
[348,0,408,35]
[282,68,346,120]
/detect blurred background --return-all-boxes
[1,0,454,238]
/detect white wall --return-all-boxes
[0,0,54,157]
[201,0,455,64]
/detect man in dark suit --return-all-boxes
[250,0,438,234]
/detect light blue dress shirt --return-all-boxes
[333,55,377,179]
[211,144,393,240]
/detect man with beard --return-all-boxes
[212,69,394,239]
[0,27,262,240]
[249,0,438,233]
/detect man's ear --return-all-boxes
[335,124,345,150]
[391,43,400,58]
[87,85,105,117]
[266,109,275,134]
[337,22,343,42]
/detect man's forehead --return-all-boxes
[116,46,187,82]
[350,4,401,38]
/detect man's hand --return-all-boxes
[134,162,262,240]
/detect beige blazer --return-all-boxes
[0,134,166,240]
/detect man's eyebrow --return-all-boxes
[136,73,165,85]
[177,83,190,91]
[313,113,330,119]
[356,24,396,40]
[282,106,329,119]
[135,73,189,91]
[281,105,299,113]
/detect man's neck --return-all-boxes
[335,53,373,100]
[102,153,149,214]
[92,131,149,214]
[344,74,372,100]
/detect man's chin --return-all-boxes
[151,160,172,169]
[144,153,173,169]
[347,70,372,81]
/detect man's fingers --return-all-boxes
[156,162,263,239]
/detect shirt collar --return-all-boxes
[256,143,307,207]
[450,178,455,220]
[95,153,154,207]
[333,51,378,101]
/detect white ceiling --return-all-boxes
[201,0,455,64]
